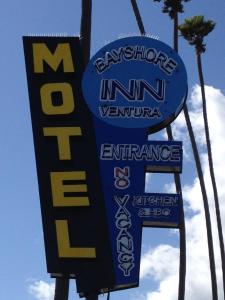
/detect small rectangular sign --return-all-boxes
[100,140,182,173]
[132,193,180,227]
[103,191,180,291]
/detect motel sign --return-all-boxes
[24,36,187,296]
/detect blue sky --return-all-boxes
[0,0,225,299]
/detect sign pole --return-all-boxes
[54,278,69,300]
[80,1,98,298]
[86,294,99,300]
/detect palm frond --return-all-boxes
[178,15,215,53]
[153,0,191,19]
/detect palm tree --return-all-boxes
[130,1,186,300]
[153,3,218,300]
[153,0,191,52]
[179,16,225,299]
[182,105,218,300]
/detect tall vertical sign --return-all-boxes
[23,37,115,294]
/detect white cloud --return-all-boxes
[140,85,225,300]
[28,280,55,300]
[166,109,191,160]
[140,245,179,281]
[163,182,176,194]
[146,275,179,300]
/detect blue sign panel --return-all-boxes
[81,37,186,294]
[93,120,181,290]
[112,192,180,278]
[82,36,187,133]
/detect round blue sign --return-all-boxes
[82,37,187,132]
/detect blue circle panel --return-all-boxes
[82,37,188,132]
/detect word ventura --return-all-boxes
[100,106,161,119]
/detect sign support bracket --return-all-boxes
[54,278,69,300]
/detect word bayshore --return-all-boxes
[94,46,177,75]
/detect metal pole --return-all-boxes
[54,277,69,300]
[80,0,92,66]
[85,294,99,300]
[80,2,97,297]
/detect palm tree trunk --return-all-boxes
[80,2,97,298]
[54,277,69,300]
[166,125,186,300]
[130,0,146,35]
[183,104,218,300]
[130,2,186,299]
[173,12,178,52]
[80,0,92,66]
[197,50,225,299]
[172,13,186,299]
